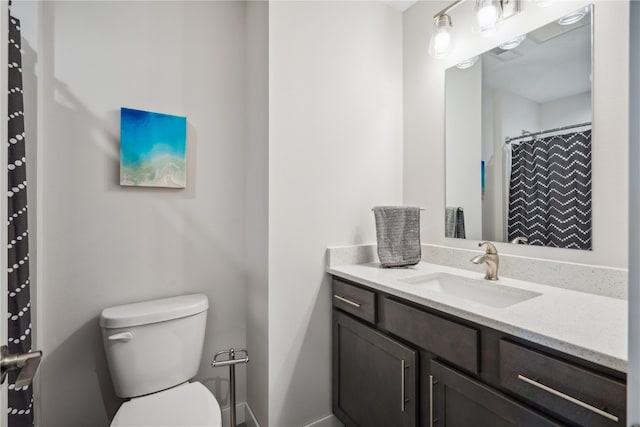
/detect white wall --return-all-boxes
[539,91,591,130]
[268,2,403,425]
[245,1,269,426]
[404,0,629,268]
[39,2,249,425]
[445,62,482,240]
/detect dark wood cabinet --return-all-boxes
[430,360,563,427]
[331,277,626,427]
[499,340,626,426]
[333,310,418,427]
[384,298,480,374]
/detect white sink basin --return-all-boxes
[399,273,541,308]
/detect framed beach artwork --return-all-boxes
[120,107,187,188]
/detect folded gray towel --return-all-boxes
[373,206,421,268]
[445,207,466,238]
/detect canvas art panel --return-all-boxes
[120,107,187,188]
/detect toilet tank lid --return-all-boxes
[100,294,208,328]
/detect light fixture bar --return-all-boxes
[501,0,521,20]
[428,0,522,59]
[433,0,465,19]
[434,0,521,20]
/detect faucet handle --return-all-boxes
[478,241,498,255]
[0,346,42,388]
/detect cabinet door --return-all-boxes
[430,360,564,427]
[333,310,417,427]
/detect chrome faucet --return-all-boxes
[471,241,499,280]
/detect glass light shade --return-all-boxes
[456,56,479,69]
[428,15,454,59]
[475,0,502,34]
[499,34,526,50]
[558,7,588,26]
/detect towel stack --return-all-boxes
[372,206,421,268]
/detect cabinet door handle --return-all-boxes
[429,374,435,427]
[517,374,619,422]
[333,294,361,308]
[401,359,406,412]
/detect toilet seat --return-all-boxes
[111,382,222,427]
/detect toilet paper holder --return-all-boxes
[212,348,249,427]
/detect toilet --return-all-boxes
[100,293,222,427]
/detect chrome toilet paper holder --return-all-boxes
[212,348,249,427]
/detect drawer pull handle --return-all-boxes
[333,294,361,308]
[429,374,436,427]
[517,374,619,422]
[401,359,406,412]
[429,375,434,426]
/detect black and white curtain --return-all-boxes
[507,130,592,250]
[7,14,34,427]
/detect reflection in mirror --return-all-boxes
[445,5,593,251]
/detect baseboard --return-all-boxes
[221,402,261,427]
[243,402,260,427]
[303,414,344,427]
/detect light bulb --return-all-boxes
[475,0,501,33]
[428,15,453,59]
[433,32,451,55]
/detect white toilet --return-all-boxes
[100,293,222,427]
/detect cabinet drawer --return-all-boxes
[383,298,479,374]
[499,340,625,426]
[332,279,376,324]
[430,360,563,427]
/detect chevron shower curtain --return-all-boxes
[507,130,592,250]
[7,14,34,427]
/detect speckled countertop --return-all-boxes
[327,261,627,373]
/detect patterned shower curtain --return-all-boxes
[507,129,592,250]
[7,14,34,427]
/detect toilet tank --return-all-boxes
[100,294,209,398]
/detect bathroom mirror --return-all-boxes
[444,5,593,251]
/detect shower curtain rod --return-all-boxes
[504,121,592,144]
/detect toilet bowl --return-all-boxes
[100,294,221,427]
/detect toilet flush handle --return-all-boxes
[108,332,133,342]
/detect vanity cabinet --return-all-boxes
[430,360,562,426]
[333,310,418,427]
[331,277,627,427]
[499,340,625,426]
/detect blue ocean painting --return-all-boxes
[120,107,187,188]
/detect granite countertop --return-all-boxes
[327,261,627,373]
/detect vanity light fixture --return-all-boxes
[428,0,522,59]
[499,34,526,50]
[558,7,588,26]
[428,14,454,58]
[475,0,502,33]
[456,55,479,69]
